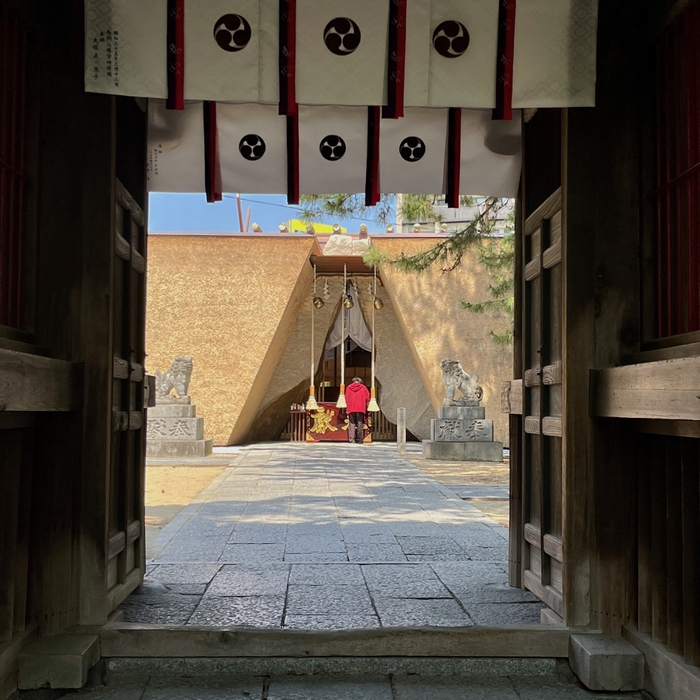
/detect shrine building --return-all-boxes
[145,228,513,446]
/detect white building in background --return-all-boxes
[396,195,515,236]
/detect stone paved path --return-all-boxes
[122,444,542,628]
[79,673,646,700]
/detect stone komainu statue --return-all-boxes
[155,356,193,401]
[440,359,484,407]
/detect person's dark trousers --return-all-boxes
[348,412,365,443]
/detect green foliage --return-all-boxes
[362,245,390,268]
[299,194,394,224]
[364,200,515,344]
[489,329,515,345]
[400,194,443,224]
[298,193,478,228]
[364,197,507,273]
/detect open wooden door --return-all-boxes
[518,189,564,617]
[504,109,565,620]
[105,98,149,613]
[106,178,148,612]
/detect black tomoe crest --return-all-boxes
[323,18,361,55]
[239,134,266,161]
[432,21,470,58]
[319,135,347,161]
[399,137,426,162]
[214,14,252,52]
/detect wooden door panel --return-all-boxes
[519,189,564,617]
[107,181,146,611]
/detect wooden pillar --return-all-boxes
[509,183,524,588]
[560,108,596,628]
[77,93,116,626]
[24,0,116,632]
[33,0,116,626]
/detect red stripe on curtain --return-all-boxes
[203,102,222,203]
[382,0,407,119]
[166,0,185,111]
[446,108,462,209]
[286,113,300,204]
[279,0,297,116]
[365,106,381,206]
[493,0,516,121]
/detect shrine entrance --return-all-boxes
[9,1,700,698]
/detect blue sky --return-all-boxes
[148,193,396,234]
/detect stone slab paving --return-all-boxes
[121,444,543,628]
[80,674,649,699]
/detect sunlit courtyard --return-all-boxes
[123,443,541,628]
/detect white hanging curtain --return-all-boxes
[147,101,523,198]
[325,286,371,355]
[84,0,598,109]
[89,0,597,201]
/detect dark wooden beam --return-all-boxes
[591,357,700,420]
[0,349,82,411]
[310,255,372,275]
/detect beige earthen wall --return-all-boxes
[146,235,316,445]
[147,235,513,445]
[374,239,513,444]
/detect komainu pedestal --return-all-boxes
[422,359,503,462]
[146,356,212,458]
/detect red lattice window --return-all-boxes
[655,4,700,338]
[0,8,28,329]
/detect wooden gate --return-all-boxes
[518,189,564,617]
[106,178,148,612]
[504,109,565,620]
[100,96,151,613]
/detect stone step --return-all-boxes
[422,440,504,462]
[569,634,644,692]
[18,633,100,690]
[146,438,213,458]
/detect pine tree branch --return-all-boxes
[365,197,506,273]
[298,194,393,224]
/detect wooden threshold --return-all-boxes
[98,623,594,659]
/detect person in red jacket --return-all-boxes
[345,377,370,444]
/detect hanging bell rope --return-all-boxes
[307,264,320,411]
[367,266,380,413]
[336,264,348,409]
